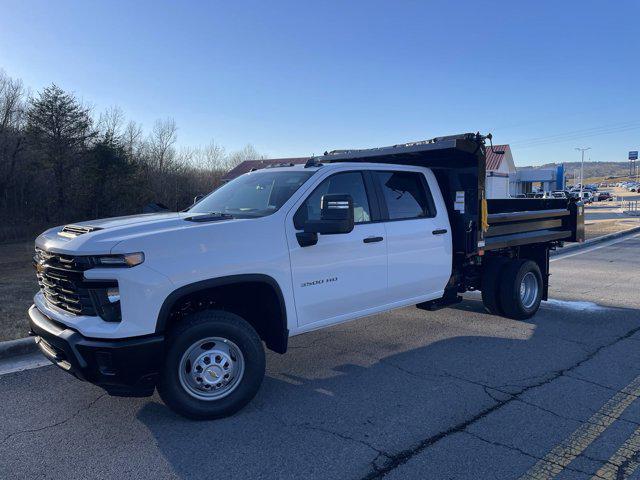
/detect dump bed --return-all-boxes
[485,198,584,250]
[318,133,585,258]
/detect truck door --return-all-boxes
[374,169,452,303]
[286,170,388,328]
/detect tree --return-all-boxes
[26,84,96,216]
[84,139,137,218]
[123,120,143,159]
[227,143,264,169]
[148,117,177,172]
[97,106,124,145]
[0,69,267,242]
[0,71,27,211]
[0,70,26,134]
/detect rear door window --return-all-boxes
[374,171,436,220]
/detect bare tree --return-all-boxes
[149,117,177,172]
[203,140,227,170]
[97,106,125,144]
[123,120,143,158]
[0,71,27,134]
[189,140,227,171]
[226,143,265,169]
[0,71,27,175]
[0,71,28,221]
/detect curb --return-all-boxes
[551,225,640,256]
[0,336,37,360]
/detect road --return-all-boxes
[1,235,640,480]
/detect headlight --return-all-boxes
[92,252,145,267]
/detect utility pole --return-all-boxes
[575,147,591,196]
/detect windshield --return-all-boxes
[188,169,314,218]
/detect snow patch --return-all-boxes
[543,299,610,311]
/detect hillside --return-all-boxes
[519,161,631,179]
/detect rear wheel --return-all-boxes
[499,260,543,320]
[481,257,509,315]
[158,310,265,420]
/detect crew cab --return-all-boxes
[29,133,584,419]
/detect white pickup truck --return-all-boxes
[29,133,584,419]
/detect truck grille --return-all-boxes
[34,248,96,316]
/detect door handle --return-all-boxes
[363,236,384,243]
[432,229,448,235]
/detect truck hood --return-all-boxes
[35,212,239,255]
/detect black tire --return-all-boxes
[481,256,509,315]
[499,259,543,320]
[158,310,265,420]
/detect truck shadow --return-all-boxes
[136,297,640,480]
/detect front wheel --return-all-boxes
[158,310,265,420]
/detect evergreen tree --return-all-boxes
[26,84,96,216]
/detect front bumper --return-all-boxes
[28,305,164,397]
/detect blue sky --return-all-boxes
[1,0,638,165]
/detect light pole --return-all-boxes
[575,147,591,196]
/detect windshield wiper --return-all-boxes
[185,212,234,222]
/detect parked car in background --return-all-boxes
[550,191,568,199]
[578,191,594,204]
[569,191,593,203]
[597,191,613,201]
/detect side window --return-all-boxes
[375,171,436,220]
[294,172,371,229]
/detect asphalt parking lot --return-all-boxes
[1,234,640,480]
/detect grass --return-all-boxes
[0,242,38,341]
[572,175,639,186]
[584,217,640,239]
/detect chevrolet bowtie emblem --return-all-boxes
[209,371,218,378]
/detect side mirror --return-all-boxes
[296,194,355,247]
[309,194,354,234]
